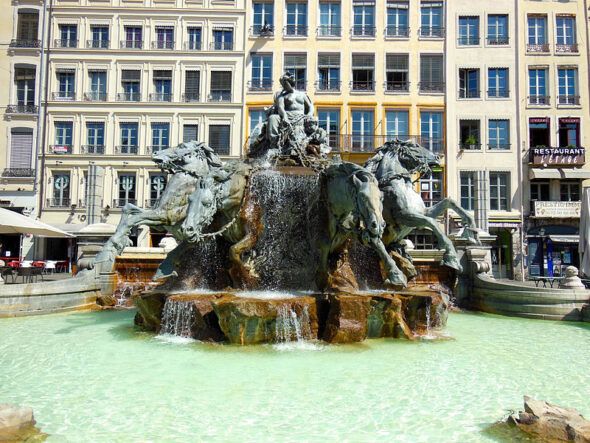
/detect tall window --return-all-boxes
[351,54,375,91]
[210,71,232,101]
[459,68,480,99]
[88,71,107,101]
[560,182,580,201]
[420,171,442,207]
[419,54,444,92]
[123,26,142,49]
[253,2,274,34]
[529,68,548,105]
[352,0,375,37]
[184,71,200,102]
[212,28,233,50]
[52,173,71,207]
[284,54,307,89]
[152,70,172,101]
[183,124,198,143]
[385,54,409,92]
[154,26,174,49]
[57,70,75,100]
[420,111,442,153]
[58,24,77,47]
[15,68,35,108]
[488,68,508,98]
[150,174,167,206]
[386,1,409,37]
[459,120,481,150]
[527,16,547,50]
[249,109,266,133]
[458,16,479,45]
[487,15,508,45]
[187,27,202,50]
[488,120,510,150]
[530,181,550,203]
[558,68,578,105]
[351,110,374,152]
[460,171,475,210]
[489,172,509,211]
[209,125,231,155]
[151,123,170,152]
[86,122,105,154]
[420,1,443,37]
[121,70,140,101]
[318,109,340,149]
[286,2,307,36]
[16,12,39,43]
[54,122,73,147]
[89,26,109,48]
[556,16,576,51]
[386,110,409,139]
[118,174,136,206]
[317,53,340,91]
[251,53,273,90]
[9,128,33,174]
[558,118,580,147]
[319,1,341,37]
[119,123,138,154]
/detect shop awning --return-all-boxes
[561,169,590,179]
[548,235,579,243]
[529,169,561,179]
[529,168,590,180]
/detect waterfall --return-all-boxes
[160,298,196,338]
[275,304,312,342]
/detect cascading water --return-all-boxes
[160,298,197,338]
[275,304,312,342]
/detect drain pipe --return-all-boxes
[514,0,525,281]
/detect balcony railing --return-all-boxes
[184,41,202,50]
[113,199,137,208]
[145,198,160,208]
[209,41,234,51]
[250,25,275,37]
[351,26,376,37]
[558,95,580,105]
[419,27,445,38]
[317,25,342,37]
[115,145,138,155]
[116,92,141,102]
[86,39,109,49]
[487,36,509,45]
[459,142,482,150]
[488,144,511,150]
[152,40,175,50]
[52,91,75,100]
[84,92,107,101]
[459,89,480,99]
[47,198,71,208]
[248,80,273,92]
[315,80,341,92]
[81,145,105,154]
[458,36,480,46]
[555,43,578,53]
[488,89,510,98]
[1,168,35,178]
[9,39,41,48]
[384,81,409,93]
[149,93,172,102]
[208,91,232,102]
[146,146,168,155]
[527,43,550,53]
[419,82,445,93]
[120,40,143,49]
[182,92,200,102]
[6,104,38,114]
[49,145,72,154]
[529,95,550,105]
[54,39,78,48]
[385,26,409,38]
[284,25,308,37]
[350,80,375,92]
[334,135,444,154]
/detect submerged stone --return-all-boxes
[0,404,46,442]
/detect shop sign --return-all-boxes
[529,147,585,166]
[533,201,581,218]
[489,221,521,228]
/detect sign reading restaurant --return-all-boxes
[530,146,586,166]
[534,201,581,218]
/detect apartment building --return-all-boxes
[38,0,246,253]
[518,0,590,279]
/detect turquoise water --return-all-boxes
[1,310,589,442]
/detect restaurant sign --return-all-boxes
[533,201,581,218]
[530,147,585,166]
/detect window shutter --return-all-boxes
[211,72,232,90]
[183,124,198,143]
[185,71,200,93]
[352,54,375,68]
[284,54,307,69]
[153,70,172,80]
[318,53,340,68]
[208,125,230,155]
[10,129,33,169]
[122,70,140,81]
[420,54,443,82]
[386,54,409,71]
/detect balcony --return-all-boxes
[149,93,172,102]
[182,92,200,102]
[350,80,375,92]
[116,92,141,102]
[555,43,578,54]
[527,43,550,53]
[145,198,160,208]
[184,41,202,50]
[6,104,38,114]
[419,27,445,38]
[351,26,376,37]
[459,89,480,99]
[488,144,511,150]
[488,89,510,98]
[86,39,109,49]
[557,95,580,106]
[284,25,308,37]
[459,142,482,151]
[84,92,107,101]
[152,40,175,50]
[48,145,72,154]
[487,36,509,45]
[115,145,138,155]
[208,91,231,102]
[146,146,168,155]
[458,36,480,46]
[1,168,35,178]
[338,135,444,154]
[9,39,41,48]
[316,25,341,37]
[113,199,137,208]
[248,80,273,92]
[385,26,409,38]
[419,82,445,93]
[81,145,105,154]
[209,41,234,51]
[529,95,550,106]
[54,39,78,48]
[47,198,71,208]
[120,40,143,49]
[384,81,410,93]
[52,91,75,101]
[250,25,274,37]
[315,80,341,93]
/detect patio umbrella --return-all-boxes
[580,188,590,278]
[0,208,74,237]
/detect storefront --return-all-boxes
[527,225,579,277]
[489,221,521,280]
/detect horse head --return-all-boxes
[351,171,386,245]
[367,139,441,180]
[181,177,218,242]
[152,141,222,177]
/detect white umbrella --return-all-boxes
[579,187,590,278]
[0,207,74,237]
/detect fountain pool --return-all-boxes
[1,310,589,442]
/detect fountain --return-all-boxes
[89,72,483,344]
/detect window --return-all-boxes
[212,28,233,50]
[530,181,550,203]
[386,1,409,37]
[123,26,142,49]
[489,172,509,211]
[488,120,510,150]
[319,1,341,37]
[152,70,172,102]
[351,110,374,152]
[386,110,409,139]
[458,16,479,45]
[121,70,141,101]
[419,54,444,92]
[183,124,198,143]
[351,54,375,91]
[54,122,73,148]
[488,68,509,98]
[155,26,174,49]
[151,123,170,153]
[9,128,33,174]
[52,173,71,207]
[558,118,580,147]
[487,15,508,45]
[460,171,475,210]
[118,174,136,206]
[420,111,443,153]
[86,122,105,154]
[209,125,231,155]
[16,12,39,43]
[15,68,35,108]
[459,120,481,150]
[89,26,109,48]
[385,54,409,92]
[56,70,75,100]
[560,182,580,202]
[558,68,578,105]
[284,54,307,89]
[253,2,274,35]
[529,118,550,148]
[87,71,107,101]
[527,16,548,51]
[119,123,138,154]
[149,174,167,206]
[251,53,273,90]
[458,68,480,99]
[58,24,77,48]
[420,1,443,37]
[318,109,340,150]
[184,71,200,102]
[408,229,436,250]
[285,2,307,36]
[352,0,375,37]
[556,16,577,52]
[210,71,232,101]
[420,171,443,207]
[317,53,340,91]
[529,68,548,105]
[187,27,202,50]
[249,109,266,133]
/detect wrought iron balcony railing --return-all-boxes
[209,41,234,51]
[6,104,38,114]
[120,40,143,49]
[350,80,375,92]
[9,39,41,48]
[458,36,480,46]
[81,145,105,154]
[54,39,78,48]
[488,144,511,150]
[84,92,107,101]
[335,135,444,155]
[152,40,175,50]
[146,146,169,154]
[488,89,510,98]
[419,82,445,93]
[459,142,482,151]
[527,43,550,53]
[149,93,172,102]
[555,43,578,53]
[351,26,376,37]
[113,199,137,208]
[182,92,200,102]
[47,198,71,208]
[86,39,109,49]
[315,80,341,92]
[384,81,410,93]
[558,95,580,105]
[184,41,202,50]
[284,25,308,37]
[115,145,138,155]
[52,91,75,100]
[385,26,409,38]
[1,168,35,178]
[529,95,550,105]
[208,91,232,102]
[316,25,342,37]
[419,27,445,38]
[459,89,480,99]
[249,25,275,37]
[248,80,273,92]
[116,92,141,102]
[487,36,509,45]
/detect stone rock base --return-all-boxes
[0,404,46,442]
